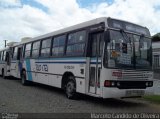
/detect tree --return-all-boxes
[152,33,160,42]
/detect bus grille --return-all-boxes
[121,70,152,80]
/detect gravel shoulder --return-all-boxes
[0,77,160,113]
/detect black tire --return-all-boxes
[21,71,28,85]
[65,76,77,99]
[2,70,6,79]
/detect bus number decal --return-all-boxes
[64,65,75,70]
[36,64,48,72]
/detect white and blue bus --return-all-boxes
[10,17,153,99]
[0,47,11,79]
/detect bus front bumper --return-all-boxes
[102,87,154,98]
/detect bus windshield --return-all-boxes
[105,30,152,70]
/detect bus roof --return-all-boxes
[12,17,150,47]
[13,17,108,46]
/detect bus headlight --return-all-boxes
[111,82,115,86]
[148,81,153,87]
[145,82,149,87]
[117,82,120,87]
[146,81,153,87]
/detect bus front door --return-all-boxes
[88,32,103,95]
[12,47,23,78]
[17,47,23,78]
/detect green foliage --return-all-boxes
[152,33,160,42]
[143,95,160,104]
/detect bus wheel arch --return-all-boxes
[61,72,75,89]
[61,72,77,99]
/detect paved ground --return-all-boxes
[0,77,160,113]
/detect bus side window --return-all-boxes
[32,41,40,58]
[1,51,4,61]
[3,51,6,61]
[40,38,51,57]
[17,48,22,60]
[5,52,10,65]
[0,51,3,61]
[11,47,14,59]
[66,30,86,56]
[13,47,18,60]
[52,35,65,56]
[24,44,31,58]
[91,33,104,57]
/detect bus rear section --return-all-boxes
[0,48,11,78]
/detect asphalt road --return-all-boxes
[0,76,160,113]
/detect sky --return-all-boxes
[0,0,160,48]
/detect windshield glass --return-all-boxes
[105,30,152,70]
[133,35,152,69]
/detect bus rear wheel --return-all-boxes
[2,70,6,79]
[21,71,28,85]
[65,76,77,99]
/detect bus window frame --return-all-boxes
[51,34,66,57]
[24,43,32,59]
[66,30,86,57]
[12,47,18,60]
[1,51,3,61]
[20,23,105,59]
[39,38,52,58]
[31,40,41,58]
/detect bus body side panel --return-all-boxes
[24,57,86,94]
[6,64,10,77]
[45,57,86,94]
[36,58,49,85]
[11,60,21,79]
[24,59,33,81]
[10,60,17,77]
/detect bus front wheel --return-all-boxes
[65,76,77,99]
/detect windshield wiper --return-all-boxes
[120,29,135,68]
[120,29,132,44]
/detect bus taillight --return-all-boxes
[104,80,116,87]
[104,80,111,87]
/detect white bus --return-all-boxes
[10,17,153,99]
[0,47,11,79]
